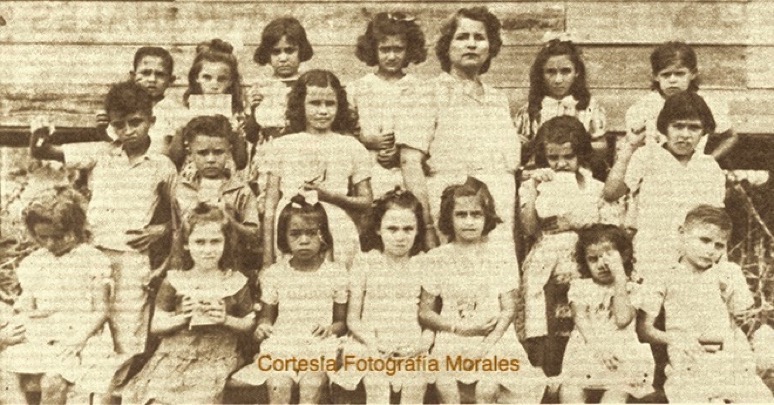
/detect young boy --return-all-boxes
[176,115,261,279]
[640,205,772,403]
[30,81,178,395]
[603,91,726,277]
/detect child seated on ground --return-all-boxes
[639,205,772,403]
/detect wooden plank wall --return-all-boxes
[1,0,773,133]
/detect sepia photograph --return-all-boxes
[0,0,773,403]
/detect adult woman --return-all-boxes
[399,6,520,253]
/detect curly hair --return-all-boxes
[104,81,153,118]
[184,39,243,113]
[285,69,356,134]
[182,114,233,145]
[575,224,634,280]
[533,116,593,169]
[254,17,314,66]
[355,12,427,67]
[438,177,502,241]
[23,186,89,243]
[526,39,591,122]
[276,195,334,255]
[363,187,426,256]
[435,7,502,75]
[650,41,700,92]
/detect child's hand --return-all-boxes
[180,296,197,319]
[254,323,273,341]
[593,345,620,371]
[624,127,647,150]
[669,334,704,369]
[30,115,55,137]
[602,250,627,282]
[247,85,264,111]
[58,335,87,359]
[0,321,26,347]
[455,317,497,337]
[531,168,555,184]
[377,132,396,150]
[205,299,227,324]
[376,145,398,168]
[126,224,167,252]
[310,323,333,339]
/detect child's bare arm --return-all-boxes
[311,179,373,212]
[400,147,438,249]
[346,282,377,347]
[418,288,496,338]
[328,302,348,337]
[603,134,642,202]
[149,282,191,336]
[520,179,540,237]
[481,289,518,350]
[262,175,281,268]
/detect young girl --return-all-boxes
[233,195,347,403]
[560,224,653,403]
[519,116,609,378]
[514,34,607,166]
[348,12,430,197]
[170,39,249,177]
[2,187,114,404]
[625,41,737,160]
[123,204,255,404]
[418,177,545,404]
[262,69,373,270]
[335,188,432,403]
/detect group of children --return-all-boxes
[0,6,770,404]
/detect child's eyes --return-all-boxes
[127,118,145,128]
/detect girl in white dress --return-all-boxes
[262,70,372,270]
[418,177,545,404]
[234,195,348,404]
[560,224,653,403]
[336,188,432,403]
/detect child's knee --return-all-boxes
[299,371,328,389]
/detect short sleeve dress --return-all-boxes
[419,243,545,399]
[334,251,427,390]
[232,258,348,385]
[562,278,654,397]
[265,132,371,268]
[123,269,252,404]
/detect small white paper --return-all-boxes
[188,94,232,118]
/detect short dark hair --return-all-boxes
[533,116,592,169]
[23,186,89,243]
[575,224,634,279]
[683,205,732,234]
[656,91,716,134]
[254,17,314,66]
[276,195,334,255]
[438,177,501,241]
[182,115,233,145]
[435,7,502,74]
[133,46,174,75]
[527,40,591,121]
[355,12,427,67]
[365,187,426,256]
[285,69,355,134]
[650,41,699,92]
[104,81,153,118]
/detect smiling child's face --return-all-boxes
[304,86,337,134]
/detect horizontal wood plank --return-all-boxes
[0,43,750,90]
[567,2,753,45]
[0,1,564,46]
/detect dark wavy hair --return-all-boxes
[533,116,593,169]
[683,205,732,234]
[575,224,634,279]
[527,40,591,123]
[184,39,243,113]
[364,187,426,256]
[104,81,153,118]
[133,46,174,75]
[276,195,334,256]
[656,91,715,135]
[183,203,230,270]
[650,41,700,92]
[23,186,89,244]
[435,7,502,75]
[182,114,233,144]
[285,69,356,134]
[438,177,502,241]
[355,12,427,68]
[254,17,314,66]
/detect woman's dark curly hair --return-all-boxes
[435,7,502,75]
[363,187,426,256]
[355,12,427,68]
[575,224,634,280]
[184,39,244,113]
[527,40,591,122]
[285,69,356,134]
[533,115,592,169]
[254,17,314,66]
[438,177,501,241]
